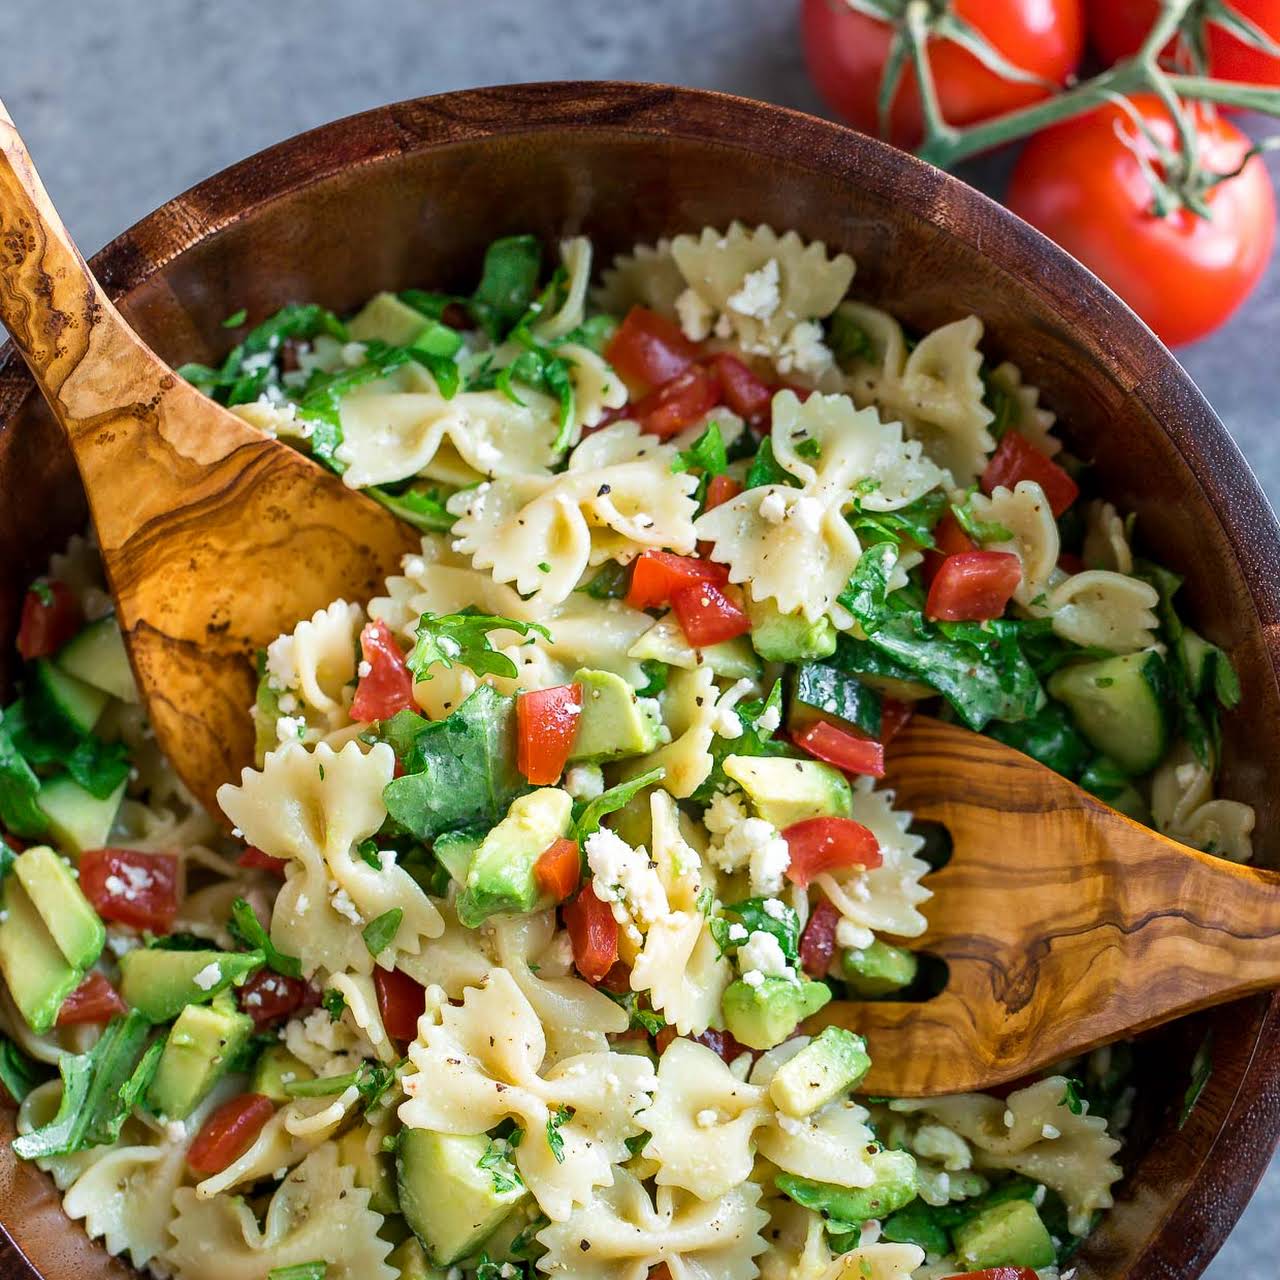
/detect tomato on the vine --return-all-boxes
[1006,94,1275,346]
[801,0,1084,148]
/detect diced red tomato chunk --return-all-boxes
[598,961,633,995]
[237,970,315,1030]
[940,1269,1040,1280]
[517,684,582,785]
[879,699,914,745]
[922,512,977,583]
[783,817,883,887]
[633,365,721,440]
[534,837,582,903]
[1058,552,1085,576]
[16,580,81,660]
[79,849,180,933]
[655,1024,753,1064]
[605,306,699,394]
[794,720,885,779]
[238,845,288,878]
[925,551,1022,622]
[350,619,416,723]
[625,551,728,611]
[799,898,841,978]
[708,354,773,422]
[981,432,1079,517]
[374,966,428,1041]
[670,581,751,647]
[563,883,619,983]
[187,1093,276,1175]
[57,972,127,1026]
[704,474,743,512]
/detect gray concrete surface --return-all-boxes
[2,1,1277,1273]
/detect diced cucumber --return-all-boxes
[37,775,126,855]
[1179,628,1214,697]
[56,614,137,704]
[1048,650,1171,776]
[433,829,483,885]
[30,659,109,737]
[1079,756,1149,823]
[789,663,882,738]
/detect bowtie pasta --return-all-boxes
[0,225,1254,1280]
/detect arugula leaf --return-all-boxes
[576,561,631,600]
[671,423,727,477]
[986,702,1091,779]
[0,835,15,880]
[950,493,1013,544]
[0,716,46,838]
[847,490,948,550]
[227,897,301,978]
[407,612,551,683]
[1180,1031,1213,1129]
[636,659,668,699]
[471,235,543,340]
[322,988,347,1022]
[601,987,667,1035]
[382,685,526,840]
[357,839,383,870]
[0,1034,45,1104]
[7,696,131,801]
[368,484,456,533]
[477,1137,524,1194]
[399,288,459,322]
[1060,1077,1086,1115]
[573,768,665,840]
[509,1213,551,1260]
[879,1200,951,1256]
[560,313,617,353]
[363,908,403,957]
[836,543,897,634]
[545,1104,573,1164]
[478,340,576,449]
[222,308,248,329]
[828,309,874,366]
[981,367,1020,441]
[285,1060,397,1108]
[744,436,799,491]
[13,1011,158,1159]
[713,897,801,964]
[690,680,793,805]
[267,1265,327,1280]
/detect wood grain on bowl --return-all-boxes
[1,82,1278,1280]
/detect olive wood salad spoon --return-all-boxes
[817,715,1280,1098]
[0,101,417,814]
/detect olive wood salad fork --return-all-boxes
[819,715,1280,1097]
[0,101,417,814]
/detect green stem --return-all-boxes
[1168,73,1280,112]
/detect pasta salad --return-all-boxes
[0,224,1256,1280]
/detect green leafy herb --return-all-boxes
[322,988,347,1022]
[357,839,383,870]
[848,490,948,549]
[950,493,1014,544]
[0,1035,45,1104]
[0,716,46,838]
[573,768,665,840]
[0,834,16,880]
[879,1200,951,1256]
[285,1060,397,1108]
[471,235,543,340]
[794,437,822,461]
[986,702,1091,779]
[407,612,551,683]
[577,562,631,600]
[1060,1077,1086,1116]
[601,988,667,1036]
[267,1263,327,1280]
[222,308,248,329]
[13,1012,159,1159]
[227,897,301,978]
[31,580,55,607]
[671,423,728,476]
[545,1104,573,1163]
[368,485,456,533]
[836,543,897,635]
[744,436,799,491]
[981,368,1020,441]
[561,313,617,353]
[712,897,801,964]
[399,288,459,322]
[509,1214,551,1260]
[6,695,132,801]
[1180,1031,1213,1129]
[624,1132,651,1157]
[828,309,874,366]
[362,908,403,957]
[690,680,793,805]
[636,659,668,699]
[478,1138,524,1194]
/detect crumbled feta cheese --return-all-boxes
[276,714,307,744]
[265,633,298,691]
[789,494,824,535]
[774,1110,807,1136]
[836,917,874,950]
[738,930,794,981]
[277,692,299,714]
[564,763,605,801]
[759,489,789,524]
[584,828,670,936]
[341,340,368,366]
[726,259,781,321]
[105,930,140,958]
[104,874,128,897]
[331,886,363,926]
[761,897,788,921]
[1041,1123,1061,1140]
[704,789,750,839]
[675,287,714,342]
[1003,1109,1016,1128]
[191,962,222,991]
[164,1120,187,1143]
[776,319,834,379]
[705,795,791,895]
[357,660,372,679]
[748,828,791,897]
[695,1108,719,1128]
[757,700,781,734]
[741,969,765,989]
[727,922,749,943]
[403,555,427,579]
[498,1265,520,1280]
[712,678,756,739]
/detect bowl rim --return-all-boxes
[3,79,1280,1279]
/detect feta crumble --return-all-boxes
[726,258,781,321]
[727,922,749,943]
[759,489,789,524]
[737,930,795,981]
[695,1108,719,1128]
[776,319,835,379]
[741,969,765,989]
[331,886,363,926]
[564,763,605,801]
[583,828,670,939]
[191,962,222,992]
[712,678,757,739]
[276,714,307,744]
[357,660,372,678]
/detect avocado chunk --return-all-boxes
[777,1149,919,1223]
[398,1129,528,1265]
[0,874,82,1033]
[723,756,852,828]
[434,828,484,887]
[349,291,437,347]
[147,995,253,1120]
[842,939,919,998]
[568,669,663,762]
[29,658,109,737]
[13,844,105,970]
[119,947,263,1023]
[722,976,832,1050]
[629,618,762,680]
[952,1198,1056,1270]
[769,1027,871,1116]
[388,1236,448,1280]
[747,597,837,663]
[789,663,882,739]
[56,614,138,703]
[37,775,127,856]
[456,788,573,928]
[252,664,284,766]
[338,1123,400,1215]
[252,1043,315,1103]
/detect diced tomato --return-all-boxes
[1058,552,1085,576]
[670,581,751,647]
[604,306,699,395]
[517,685,582,785]
[799,898,840,978]
[625,550,728,611]
[373,966,428,1041]
[655,1025,753,1064]
[534,837,582,903]
[922,512,977,583]
[783,817,883,887]
[16,580,80,660]
[708,354,772,422]
[237,970,315,1030]
[940,1270,1039,1280]
[793,720,885,779]
[350,619,416,723]
[703,473,743,512]
[238,845,288,878]
[563,883,618,983]
[880,699,914,745]
[633,365,721,440]
[187,1094,276,1175]
[56,972,127,1026]
[925,551,1022,622]
[649,1265,675,1280]
[79,849,180,933]
[981,432,1079,517]
[599,961,633,995]
[1,834,25,854]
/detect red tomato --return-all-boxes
[1058,552,1086,576]
[187,1094,276,1175]
[350,619,416,723]
[533,837,582,903]
[1006,95,1276,347]
[794,720,885,779]
[799,898,841,977]
[926,551,1022,622]
[373,966,428,1041]
[655,1024,752,1064]
[598,961,633,995]
[881,699,914,745]
[802,0,1083,147]
[708,354,773,422]
[237,971,314,1030]
[517,684,582,785]
[79,849,180,933]
[625,550,728,611]
[238,845,288,878]
[981,432,1079,517]
[922,512,977,583]
[649,1265,675,1280]
[634,365,722,440]
[16,581,80,660]
[670,582,751,647]
[784,817,883,887]
[562,883,619,983]
[56,972,127,1026]
[940,1269,1039,1280]
[704,474,743,512]
[605,306,699,395]
[1087,0,1280,92]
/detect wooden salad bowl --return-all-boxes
[0,82,1278,1280]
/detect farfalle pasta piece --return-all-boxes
[631,910,729,1037]
[535,1167,769,1280]
[1083,499,1135,574]
[533,237,595,341]
[1044,570,1159,653]
[621,666,716,799]
[399,968,654,1221]
[166,1144,395,1280]
[397,895,497,997]
[986,359,1061,457]
[593,238,686,316]
[261,599,363,746]
[1151,740,1255,861]
[970,481,1060,608]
